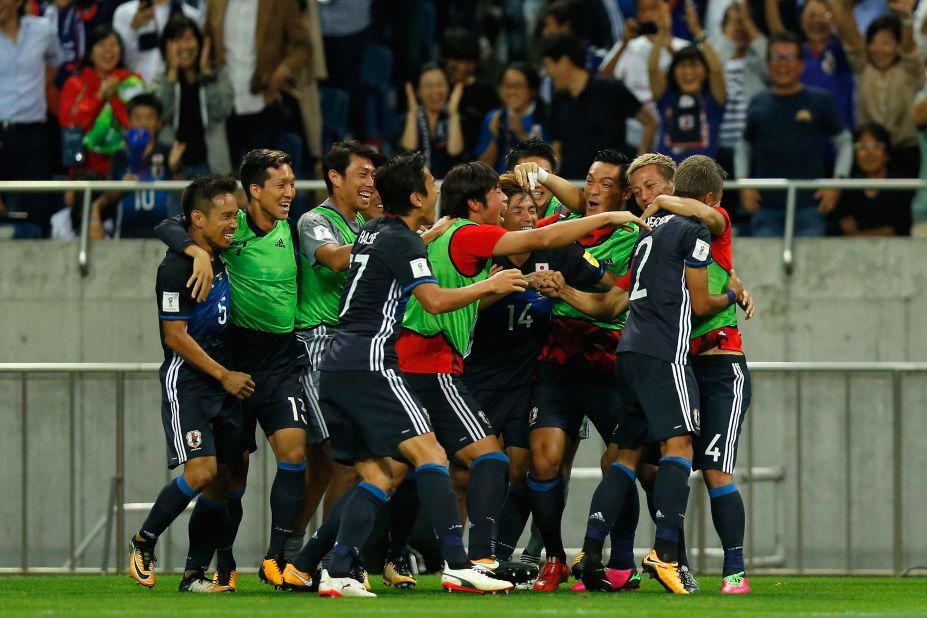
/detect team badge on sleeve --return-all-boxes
[410,258,432,278]
[314,225,335,241]
[162,292,180,312]
[692,239,710,262]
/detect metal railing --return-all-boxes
[1,361,925,575]
[3,177,926,276]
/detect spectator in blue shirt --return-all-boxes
[0,0,63,234]
[475,62,547,174]
[736,32,853,237]
[90,93,184,238]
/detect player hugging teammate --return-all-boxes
[135,142,753,598]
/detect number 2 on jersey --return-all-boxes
[339,254,370,317]
[506,303,534,330]
[629,236,654,301]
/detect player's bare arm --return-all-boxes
[643,194,727,236]
[492,211,649,255]
[512,162,586,214]
[540,282,628,322]
[314,242,354,273]
[685,265,745,316]
[161,320,255,399]
[412,268,530,315]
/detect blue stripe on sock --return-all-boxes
[472,451,509,468]
[227,488,245,500]
[358,482,389,504]
[709,483,738,499]
[416,463,449,476]
[198,495,224,511]
[277,461,306,472]
[660,456,692,470]
[175,475,199,499]
[612,462,637,480]
[527,476,560,492]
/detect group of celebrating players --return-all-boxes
[129,135,756,598]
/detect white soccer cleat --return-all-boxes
[441,562,515,594]
[317,569,377,598]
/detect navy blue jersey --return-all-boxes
[464,244,606,390]
[156,250,231,386]
[617,213,712,364]
[323,216,438,371]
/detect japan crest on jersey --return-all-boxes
[186,430,203,449]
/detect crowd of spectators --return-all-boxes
[2,0,927,239]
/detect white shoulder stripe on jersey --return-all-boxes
[437,374,487,442]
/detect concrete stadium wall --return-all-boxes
[1,239,925,572]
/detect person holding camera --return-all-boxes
[599,0,689,152]
[113,0,202,83]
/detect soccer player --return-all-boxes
[508,150,643,591]
[641,155,756,593]
[504,138,576,219]
[570,190,743,595]
[462,173,614,579]
[396,161,647,576]
[154,150,311,588]
[287,141,384,568]
[130,176,253,593]
[303,152,527,597]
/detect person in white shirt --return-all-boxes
[113,0,202,83]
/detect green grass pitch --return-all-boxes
[1,574,925,617]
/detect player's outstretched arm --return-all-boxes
[643,195,727,236]
[685,265,744,316]
[492,211,649,256]
[412,268,529,315]
[161,320,255,399]
[539,280,628,322]
[512,162,586,214]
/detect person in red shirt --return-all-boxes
[59,24,143,177]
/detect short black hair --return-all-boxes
[854,122,891,146]
[667,45,709,93]
[674,155,727,199]
[767,32,804,60]
[159,14,204,64]
[866,14,901,45]
[239,149,293,202]
[505,137,558,172]
[440,161,500,219]
[538,33,585,68]
[417,61,447,86]
[82,24,124,69]
[544,0,586,37]
[374,152,428,217]
[181,174,239,221]
[127,93,163,119]
[592,149,630,187]
[322,140,385,194]
[440,27,480,61]
[501,61,541,93]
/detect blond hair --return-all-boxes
[625,153,677,184]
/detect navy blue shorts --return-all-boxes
[529,362,626,443]
[692,355,751,473]
[320,368,431,465]
[467,382,531,449]
[404,372,494,457]
[610,352,700,449]
[161,380,245,470]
